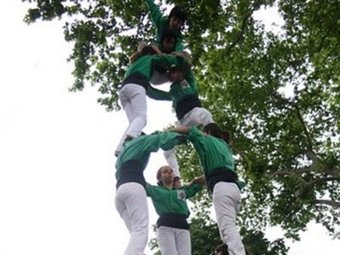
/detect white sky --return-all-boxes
[0,1,339,254]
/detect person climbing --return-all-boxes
[147,61,214,177]
[129,27,191,86]
[169,124,246,255]
[115,130,187,255]
[115,45,190,157]
[146,165,204,255]
[144,0,186,51]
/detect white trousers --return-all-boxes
[115,182,149,255]
[179,107,214,128]
[164,107,214,177]
[157,226,191,255]
[116,84,147,154]
[212,182,246,255]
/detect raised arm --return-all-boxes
[145,182,158,197]
[144,0,164,30]
[168,126,190,135]
[182,179,204,198]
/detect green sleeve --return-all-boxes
[144,0,165,31]
[158,131,187,151]
[147,85,172,101]
[151,54,177,67]
[188,127,203,141]
[175,39,184,51]
[145,183,157,197]
[185,69,196,87]
[152,55,190,74]
[183,183,203,198]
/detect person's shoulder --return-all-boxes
[188,126,201,134]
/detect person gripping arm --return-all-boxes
[181,175,205,198]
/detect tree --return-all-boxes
[23,0,340,251]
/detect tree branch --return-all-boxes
[307,176,340,187]
[294,104,315,156]
[225,7,254,56]
[315,199,340,208]
[270,166,314,177]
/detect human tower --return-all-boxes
[114,1,246,255]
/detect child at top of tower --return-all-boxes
[144,0,186,52]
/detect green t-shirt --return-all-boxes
[146,183,202,216]
[125,54,184,82]
[187,127,235,176]
[144,0,184,51]
[147,69,198,108]
[115,131,185,179]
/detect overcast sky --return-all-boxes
[0,1,338,254]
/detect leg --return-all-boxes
[123,84,147,138]
[157,226,178,255]
[115,84,147,155]
[212,182,245,255]
[163,149,180,178]
[175,228,191,255]
[180,107,214,127]
[115,183,149,255]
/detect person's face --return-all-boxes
[169,68,184,82]
[169,16,183,30]
[162,36,175,53]
[160,166,174,183]
[173,177,182,188]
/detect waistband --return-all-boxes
[122,73,149,89]
[175,95,202,120]
[157,213,189,229]
[206,167,238,193]
[116,160,146,189]
[157,213,189,230]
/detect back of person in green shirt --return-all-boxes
[146,165,204,255]
[147,62,215,179]
[115,131,186,255]
[170,124,246,255]
[148,65,214,125]
[115,45,189,157]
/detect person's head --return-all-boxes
[160,29,178,53]
[168,6,186,30]
[173,176,182,188]
[214,243,229,255]
[156,166,174,186]
[203,123,222,139]
[139,45,157,57]
[168,65,185,82]
[221,130,232,144]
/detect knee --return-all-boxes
[138,114,147,127]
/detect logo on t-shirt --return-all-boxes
[180,79,190,89]
[177,189,186,201]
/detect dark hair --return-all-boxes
[169,6,186,23]
[156,167,163,186]
[167,53,191,78]
[203,123,222,139]
[140,45,157,57]
[221,130,231,144]
[215,243,229,255]
[160,28,178,52]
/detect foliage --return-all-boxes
[23,0,340,252]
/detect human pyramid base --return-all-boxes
[114,1,246,255]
